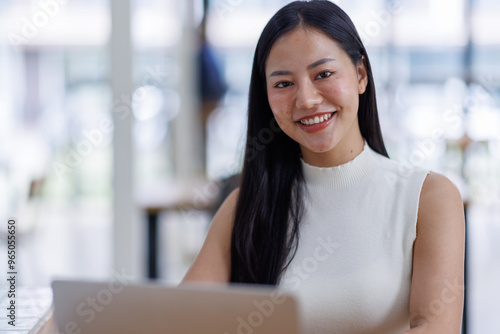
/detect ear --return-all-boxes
[357,56,368,95]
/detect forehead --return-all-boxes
[265,28,345,72]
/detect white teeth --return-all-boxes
[300,112,334,125]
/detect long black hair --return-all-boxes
[230,0,388,285]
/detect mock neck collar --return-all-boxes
[301,142,379,189]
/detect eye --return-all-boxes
[315,71,333,80]
[275,81,294,88]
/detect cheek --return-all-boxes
[324,79,359,107]
[273,116,288,132]
[271,108,289,130]
[268,94,292,118]
[323,85,342,99]
[269,105,292,133]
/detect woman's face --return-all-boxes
[265,27,368,167]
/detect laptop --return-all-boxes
[51,280,300,334]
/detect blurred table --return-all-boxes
[136,178,219,279]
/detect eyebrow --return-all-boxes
[269,57,336,77]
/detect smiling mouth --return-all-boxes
[298,112,336,126]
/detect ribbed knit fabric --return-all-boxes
[279,142,429,334]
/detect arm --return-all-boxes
[403,172,465,333]
[181,188,239,283]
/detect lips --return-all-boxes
[298,112,335,125]
[296,111,337,133]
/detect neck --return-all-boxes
[301,134,365,167]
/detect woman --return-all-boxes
[183,1,465,333]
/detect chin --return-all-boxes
[305,143,337,154]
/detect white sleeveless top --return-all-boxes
[279,142,429,334]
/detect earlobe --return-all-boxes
[357,56,368,94]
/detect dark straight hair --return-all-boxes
[230,0,388,285]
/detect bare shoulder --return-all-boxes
[217,187,240,219]
[204,186,239,236]
[206,187,240,241]
[181,187,240,283]
[417,172,464,232]
[205,186,239,241]
[420,172,462,202]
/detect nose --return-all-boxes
[295,81,322,109]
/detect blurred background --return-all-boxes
[0,0,499,332]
